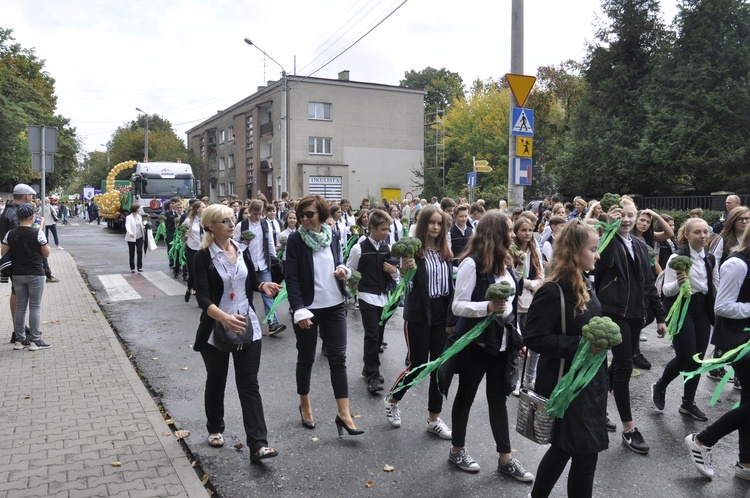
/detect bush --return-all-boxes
[659,210,722,230]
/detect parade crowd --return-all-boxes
[4,186,750,497]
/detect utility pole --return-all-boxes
[135,108,149,162]
[507,0,524,209]
[424,110,445,189]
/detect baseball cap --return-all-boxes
[16,203,36,220]
[13,184,36,195]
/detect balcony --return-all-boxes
[260,159,273,172]
[260,122,273,136]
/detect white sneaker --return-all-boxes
[426,418,452,440]
[735,461,750,481]
[383,396,401,428]
[57,246,64,250]
[13,341,27,350]
[685,433,714,479]
[640,331,647,342]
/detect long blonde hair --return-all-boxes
[199,205,233,250]
[546,220,598,313]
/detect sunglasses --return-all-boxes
[216,218,235,225]
[298,210,317,219]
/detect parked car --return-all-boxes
[525,200,544,214]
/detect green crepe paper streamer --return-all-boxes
[665,282,692,340]
[276,249,284,260]
[343,235,358,260]
[708,368,734,406]
[168,237,187,266]
[595,219,622,254]
[265,282,287,324]
[402,227,409,238]
[682,338,750,406]
[154,222,167,242]
[380,266,417,325]
[391,314,496,396]
[544,338,607,419]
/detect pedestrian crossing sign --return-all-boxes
[511,107,534,137]
[516,137,533,158]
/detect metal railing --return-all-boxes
[636,196,713,211]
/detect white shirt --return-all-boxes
[183,216,202,250]
[618,234,635,261]
[388,219,402,248]
[207,240,262,345]
[662,247,719,297]
[346,236,399,307]
[452,257,516,351]
[715,256,750,319]
[293,247,349,323]
[234,219,274,271]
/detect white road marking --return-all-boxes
[97,274,142,301]
[141,272,186,296]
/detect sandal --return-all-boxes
[250,446,278,463]
[208,433,224,447]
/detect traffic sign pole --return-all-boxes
[507,0,525,211]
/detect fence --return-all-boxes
[637,194,750,212]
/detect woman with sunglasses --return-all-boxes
[193,204,281,462]
[285,195,362,436]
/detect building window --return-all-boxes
[228,154,235,169]
[246,157,254,174]
[228,182,235,195]
[219,156,226,171]
[228,126,234,141]
[246,116,254,150]
[219,129,226,144]
[309,137,332,155]
[308,102,332,120]
[200,137,205,160]
[219,183,226,196]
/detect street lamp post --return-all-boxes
[244,38,287,197]
[135,107,149,162]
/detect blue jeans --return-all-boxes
[256,268,278,325]
[13,275,45,343]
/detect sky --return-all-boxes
[4,0,679,157]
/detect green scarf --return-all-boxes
[299,224,332,252]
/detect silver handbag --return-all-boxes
[516,282,565,445]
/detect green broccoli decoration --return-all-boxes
[582,316,623,350]
[349,225,360,236]
[279,235,288,246]
[347,269,362,285]
[400,216,409,226]
[599,193,622,213]
[485,281,516,301]
[544,315,620,419]
[665,255,694,340]
[158,213,167,223]
[391,237,422,258]
[241,230,255,242]
[177,224,190,237]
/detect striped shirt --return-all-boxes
[424,248,451,298]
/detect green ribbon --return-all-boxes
[276,249,284,260]
[154,222,167,242]
[595,219,622,254]
[265,282,287,324]
[168,237,187,266]
[343,235,358,260]
[681,337,750,407]
[665,281,692,340]
[391,314,496,396]
[544,337,607,418]
[380,266,416,325]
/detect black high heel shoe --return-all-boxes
[299,406,315,429]
[335,415,364,436]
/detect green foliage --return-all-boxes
[391,237,422,258]
[669,255,693,273]
[582,316,622,349]
[485,281,515,301]
[400,67,465,114]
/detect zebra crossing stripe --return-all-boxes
[97,274,142,302]
[141,272,186,296]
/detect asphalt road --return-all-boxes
[57,218,750,497]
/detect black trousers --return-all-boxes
[127,238,144,271]
[389,297,449,414]
[655,294,711,403]
[294,302,348,399]
[185,246,197,291]
[531,445,599,498]
[698,355,750,462]
[451,343,511,453]
[199,340,268,453]
[360,300,386,380]
[608,315,643,423]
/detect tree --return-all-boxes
[646,0,750,193]
[558,0,670,197]
[0,27,80,192]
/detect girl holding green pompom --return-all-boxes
[652,218,718,421]
[524,220,606,498]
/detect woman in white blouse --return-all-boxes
[284,195,361,436]
[182,200,205,301]
[124,203,147,273]
[651,218,719,422]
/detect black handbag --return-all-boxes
[270,258,284,284]
[212,316,254,352]
[0,249,11,279]
[515,282,566,444]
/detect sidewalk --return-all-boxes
[0,250,206,498]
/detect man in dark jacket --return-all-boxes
[712,194,741,234]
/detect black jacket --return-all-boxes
[193,247,263,352]
[285,230,346,313]
[403,251,454,325]
[523,279,609,454]
[595,234,666,323]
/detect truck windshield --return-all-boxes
[141,178,195,198]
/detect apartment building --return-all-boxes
[186,71,425,204]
